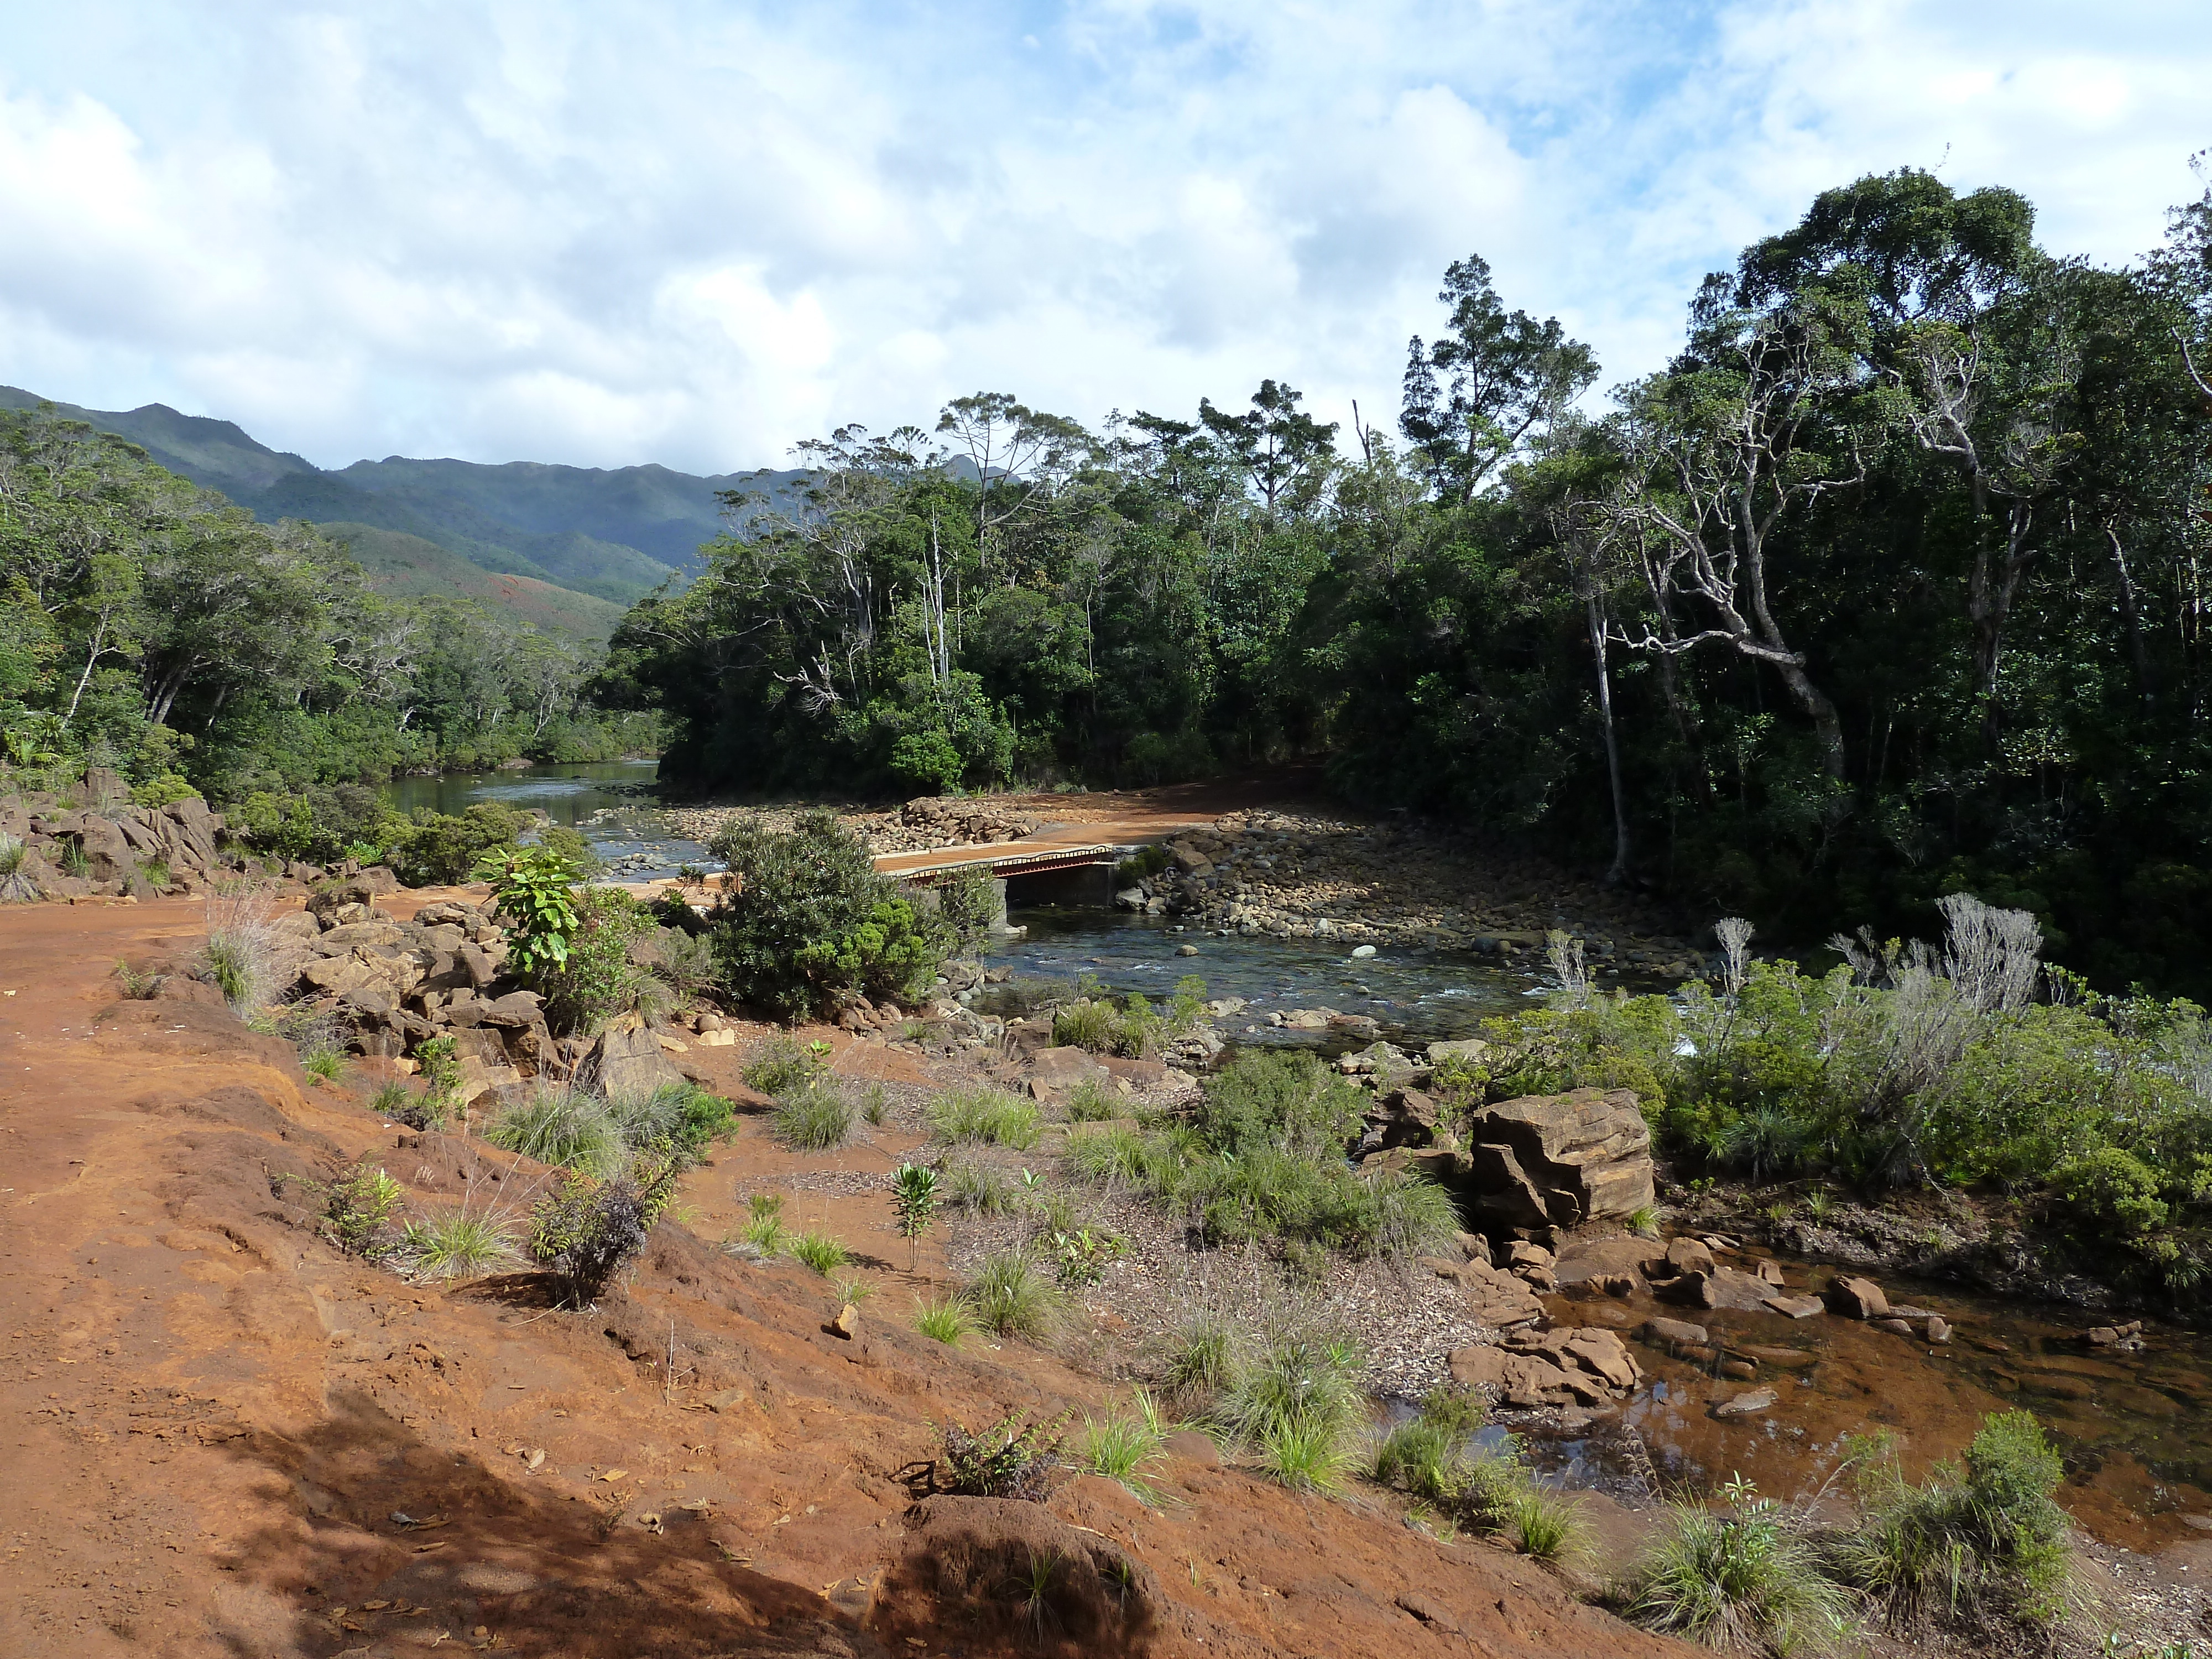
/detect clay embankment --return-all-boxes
[0,895,1685,1659]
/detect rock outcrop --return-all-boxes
[1,787,252,899]
[1448,1324,1644,1408]
[1459,1088,1655,1228]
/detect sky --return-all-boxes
[0,0,2205,476]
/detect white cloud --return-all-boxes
[0,0,2201,472]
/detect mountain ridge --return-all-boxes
[0,385,804,612]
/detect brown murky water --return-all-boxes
[1511,1243,2212,1551]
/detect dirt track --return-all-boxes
[0,894,1687,1658]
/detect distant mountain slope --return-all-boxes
[0,385,804,608]
[320,522,628,641]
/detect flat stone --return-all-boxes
[1665,1237,1716,1276]
[1713,1387,1778,1417]
[1825,1275,1889,1319]
[1640,1317,1710,1348]
[1764,1293,1826,1320]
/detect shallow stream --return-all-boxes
[1510,1255,2212,1551]
[379,759,711,880]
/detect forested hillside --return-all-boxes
[604,169,2212,997]
[0,386,794,606]
[0,410,655,826]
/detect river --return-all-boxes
[379,759,713,881]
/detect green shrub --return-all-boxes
[707,811,953,1016]
[296,1156,405,1256]
[1374,1417,1467,1504]
[937,863,1001,954]
[301,1046,346,1083]
[132,773,200,808]
[926,1086,1042,1149]
[529,886,661,1033]
[2051,1146,2169,1235]
[968,1250,1056,1339]
[938,1411,1066,1501]
[1838,1411,2074,1626]
[392,802,530,886]
[789,1229,851,1275]
[1053,998,1125,1053]
[773,1078,856,1150]
[527,1156,683,1307]
[368,1079,411,1119]
[484,1087,624,1173]
[1197,1049,1367,1160]
[1622,1478,1853,1653]
[607,1082,739,1166]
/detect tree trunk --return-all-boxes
[1586,589,1631,884]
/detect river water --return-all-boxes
[379,760,713,880]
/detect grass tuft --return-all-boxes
[1078,1390,1169,1503]
[967,1250,1056,1340]
[914,1295,974,1345]
[1622,1479,1854,1653]
[771,1079,855,1150]
[395,1209,523,1281]
[484,1087,624,1174]
[926,1087,1042,1149]
[789,1229,851,1275]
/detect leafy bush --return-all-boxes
[774,1079,857,1150]
[2051,1146,2168,1235]
[390,802,530,886]
[291,1155,405,1256]
[926,1086,1042,1149]
[936,863,1001,954]
[707,811,953,1016]
[484,1087,624,1174]
[938,1411,1066,1501]
[1838,1411,2075,1626]
[528,1156,682,1307]
[1622,1477,1853,1653]
[890,1162,941,1266]
[968,1250,1057,1339]
[132,773,200,808]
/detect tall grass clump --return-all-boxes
[772,1078,855,1150]
[1214,1333,1365,1493]
[741,1034,822,1097]
[0,833,40,903]
[967,1250,1057,1340]
[1158,1311,1241,1411]
[1837,1411,2077,1627]
[914,1294,974,1345]
[789,1229,851,1275]
[1078,1390,1169,1503]
[926,1087,1042,1150]
[484,1086,624,1174]
[1621,1478,1854,1653]
[944,1160,1019,1215]
[201,881,283,1014]
[395,1208,523,1281]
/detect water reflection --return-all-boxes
[377,760,712,880]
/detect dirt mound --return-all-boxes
[0,896,1685,1659]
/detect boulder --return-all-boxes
[1029,1044,1110,1104]
[1361,1086,1444,1152]
[588,1025,687,1099]
[1639,1317,1710,1350]
[1421,1255,1545,1328]
[1462,1088,1654,1228]
[1665,1237,1717,1276]
[1825,1275,1889,1319]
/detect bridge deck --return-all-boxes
[873,837,1121,883]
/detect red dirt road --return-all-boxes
[0,895,1687,1659]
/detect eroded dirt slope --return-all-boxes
[0,896,1688,1659]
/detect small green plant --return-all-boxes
[1627,1203,1662,1239]
[1078,1391,1169,1503]
[1012,1547,1062,1639]
[967,1250,1056,1339]
[861,1083,889,1126]
[415,1035,462,1124]
[926,1087,1042,1149]
[301,1046,346,1083]
[369,1079,411,1119]
[395,1208,522,1281]
[730,1193,790,1258]
[1050,1225,1125,1288]
[914,1294,974,1345]
[287,1156,405,1256]
[1623,1475,1854,1653]
[1838,1410,2077,1626]
[772,1079,855,1150]
[790,1229,851,1275]
[742,1035,821,1097]
[890,1162,942,1268]
[937,1411,1067,1501]
[473,844,579,976]
[138,857,173,890]
[831,1272,876,1305]
[1802,1185,1834,1223]
[946,1161,1018,1215]
[112,957,160,998]
[1258,1417,1358,1493]
[61,839,90,879]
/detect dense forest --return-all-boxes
[603,169,2212,997]
[0,409,655,848]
